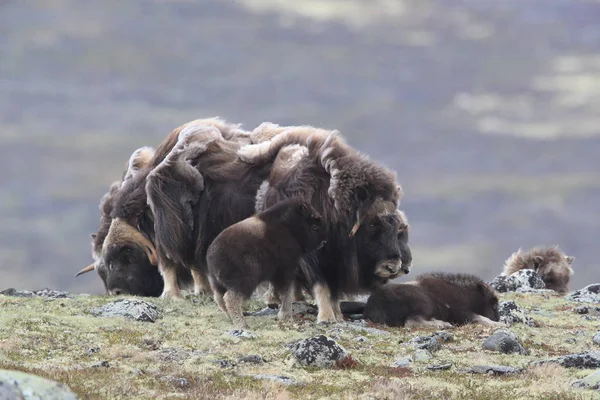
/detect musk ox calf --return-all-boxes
[363,272,503,328]
[207,198,327,329]
[503,246,575,294]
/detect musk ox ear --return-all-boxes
[74,263,96,277]
[123,146,155,183]
[566,256,575,265]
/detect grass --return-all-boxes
[0,291,599,399]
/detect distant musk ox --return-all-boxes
[76,118,251,296]
[363,272,502,328]
[145,122,325,301]
[503,246,575,294]
[207,198,327,329]
[240,123,412,324]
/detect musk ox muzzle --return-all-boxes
[375,259,402,279]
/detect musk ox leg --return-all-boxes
[333,299,344,321]
[223,291,248,329]
[277,285,294,322]
[191,269,212,297]
[471,314,507,328]
[293,281,306,302]
[405,317,453,329]
[313,283,337,324]
[208,275,228,315]
[159,258,183,301]
[263,283,280,307]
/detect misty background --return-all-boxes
[1,0,598,295]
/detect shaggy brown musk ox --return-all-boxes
[75,118,251,297]
[363,272,503,328]
[207,198,327,329]
[238,123,412,324]
[145,122,333,302]
[503,246,575,294]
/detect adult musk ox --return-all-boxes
[238,123,412,324]
[503,246,575,294]
[207,198,327,329]
[363,272,503,328]
[75,118,250,296]
[144,123,321,301]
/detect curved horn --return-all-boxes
[349,210,362,238]
[103,218,159,266]
[75,263,96,277]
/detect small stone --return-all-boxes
[159,376,188,388]
[92,361,110,368]
[239,355,265,364]
[87,347,100,355]
[427,363,453,371]
[470,365,523,375]
[347,314,364,321]
[392,357,412,368]
[228,330,256,339]
[565,338,577,344]
[565,284,600,304]
[355,336,367,343]
[90,299,160,322]
[249,374,302,386]
[410,336,441,352]
[248,307,279,317]
[287,335,350,368]
[433,331,454,343]
[412,349,433,363]
[341,322,391,336]
[532,351,600,369]
[214,359,235,368]
[593,333,600,346]
[572,370,600,390]
[482,329,528,355]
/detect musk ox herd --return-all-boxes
[75,117,576,330]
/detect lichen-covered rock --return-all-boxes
[565,284,600,304]
[433,331,454,343]
[573,305,600,316]
[158,376,188,388]
[0,369,78,400]
[427,363,452,371]
[412,349,433,363]
[470,365,523,375]
[410,335,441,352]
[593,332,600,346]
[532,351,600,369]
[246,307,279,317]
[498,301,536,326]
[392,357,412,368]
[0,288,71,299]
[489,270,545,293]
[287,335,350,368]
[90,299,159,322]
[572,370,600,390]
[228,330,256,339]
[482,329,528,355]
[238,355,265,364]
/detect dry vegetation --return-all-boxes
[1,290,599,399]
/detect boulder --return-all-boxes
[565,284,600,304]
[532,351,600,369]
[482,329,528,355]
[90,299,159,322]
[0,369,78,400]
[287,335,350,368]
[489,270,545,293]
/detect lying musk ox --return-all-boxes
[145,123,322,302]
[238,123,412,324]
[207,198,327,329]
[75,118,250,296]
[503,246,575,294]
[363,272,502,328]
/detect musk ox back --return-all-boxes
[363,272,502,328]
[207,198,327,329]
[241,124,411,324]
[503,246,574,294]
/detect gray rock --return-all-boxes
[91,361,109,368]
[287,335,350,368]
[214,359,235,369]
[433,331,454,343]
[427,363,453,371]
[155,347,204,363]
[228,330,256,339]
[565,284,600,304]
[565,338,577,344]
[572,370,600,390]
[90,299,159,322]
[0,369,78,400]
[159,376,188,388]
[86,347,99,355]
[0,288,71,299]
[489,270,545,293]
[412,349,433,363]
[249,374,302,386]
[515,288,555,295]
[392,357,412,368]
[410,336,441,352]
[247,307,279,317]
[470,365,523,375]
[594,332,600,346]
[238,355,265,364]
[482,329,528,355]
[532,351,600,369]
[573,306,600,316]
[292,301,318,316]
[354,336,367,343]
[498,301,524,324]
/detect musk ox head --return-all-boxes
[503,246,575,294]
[291,200,328,252]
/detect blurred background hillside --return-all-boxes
[1,0,598,294]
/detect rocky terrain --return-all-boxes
[1,275,600,399]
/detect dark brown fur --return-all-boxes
[207,198,327,328]
[364,272,501,328]
[503,246,574,294]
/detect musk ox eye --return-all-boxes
[311,224,319,231]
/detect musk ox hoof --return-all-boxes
[160,290,184,301]
[277,311,293,321]
[317,310,338,324]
